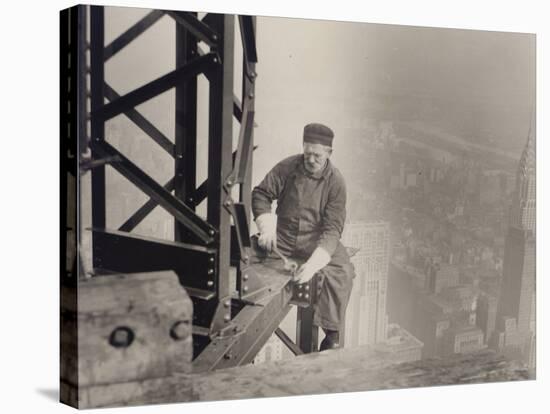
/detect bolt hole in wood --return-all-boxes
[170,320,190,341]
[108,326,135,348]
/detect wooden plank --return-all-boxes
[185,349,531,402]
[60,271,193,408]
[82,345,530,408]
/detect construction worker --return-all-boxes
[252,123,355,351]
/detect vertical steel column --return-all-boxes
[77,7,88,157]
[296,306,319,353]
[61,7,79,282]
[207,14,234,330]
[90,5,106,255]
[174,13,198,243]
[240,16,256,224]
[60,7,81,405]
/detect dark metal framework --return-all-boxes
[75,5,318,369]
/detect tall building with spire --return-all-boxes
[509,128,536,232]
[491,127,535,367]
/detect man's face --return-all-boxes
[303,142,332,174]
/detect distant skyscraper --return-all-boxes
[476,293,498,343]
[491,128,535,366]
[509,130,535,232]
[254,334,287,364]
[342,221,390,347]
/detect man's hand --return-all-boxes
[295,262,317,284]
[294,247,332,283]
[255,213,277,252]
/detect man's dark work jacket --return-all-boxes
[252,154,354,331]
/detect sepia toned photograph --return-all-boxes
[61,4,535,409]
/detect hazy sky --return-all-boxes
[254,16,535,155]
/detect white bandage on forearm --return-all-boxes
[305,247,331,274]
[255,213,277,251]
[255,213,277,235]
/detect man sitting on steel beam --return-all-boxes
[252,123,355,351]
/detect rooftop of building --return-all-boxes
[383,323,424,352]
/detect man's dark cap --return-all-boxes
[303,123,334,147]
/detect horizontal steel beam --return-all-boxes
[167,11,219,47]
[91,140,216,244]
[104,10,165,61]
[104,83,175,157]
[94,53,217,122]
[92,229,217,292]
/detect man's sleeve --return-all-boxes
[251,162,286,220]
[317,173,347,256]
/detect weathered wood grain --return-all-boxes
[179,348,531,403]
[60,271,193,408]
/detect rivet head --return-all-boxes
[248,93,254,99]
[243,274,249,281]
[224,300,231,308]
[305,285,310,291]
[305,294,310,299]
[298,293,303,298]
[212,34,218,41]
[209,257,215,263]
[243,286,249,293]
[224,314,231,322]
[209,230,215,235]
[207,280,214,287]
[208,269,214,275]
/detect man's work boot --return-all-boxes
[319,329,340,351]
